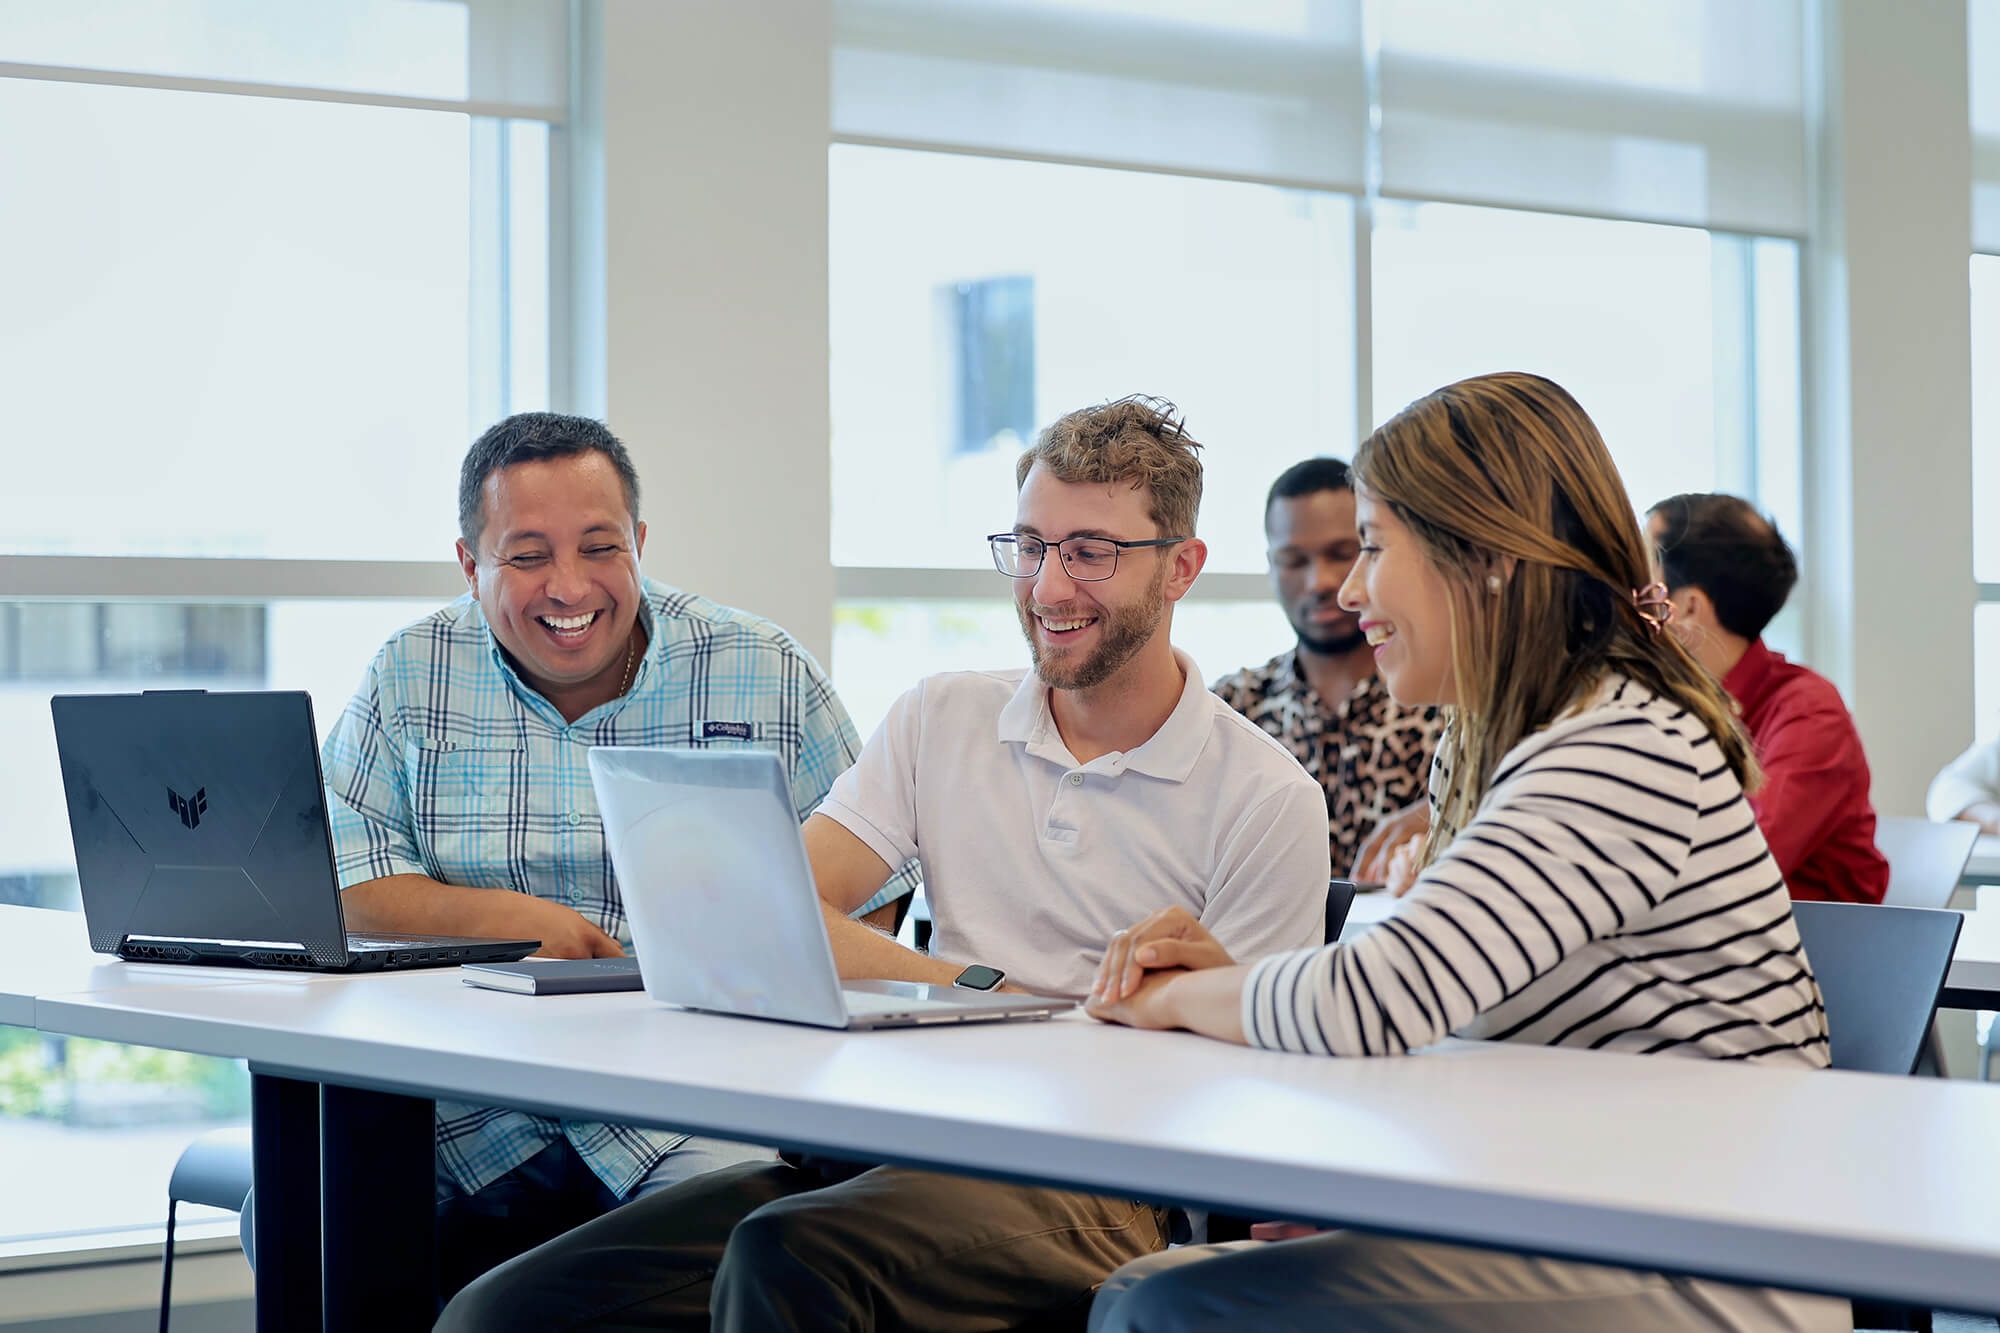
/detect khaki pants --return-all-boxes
[1088,1234,1853,1333]
[437,1158,1171,1332]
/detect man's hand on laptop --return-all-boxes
[514,897,625,959]
[342,875,623,959]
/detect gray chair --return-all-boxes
[1324,880,1358,945]
[1872,817,1977,1078]
[1875,815,1979,910]
[1791,899,1961,1075]
[160,1126,254,1333]
[1789,900,1962,1333]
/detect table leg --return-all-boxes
[250,1072,323,1333]
[320,1083,437,1333]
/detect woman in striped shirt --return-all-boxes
[1084,372,1844,1332]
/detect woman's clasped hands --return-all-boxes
[1083,905,1236,1029]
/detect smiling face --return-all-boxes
[1338,487,1462,706]
[455,451,647,706]
[1268,487,1365,656]
[1011,463,1185,692]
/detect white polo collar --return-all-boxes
[996,648,1213,784]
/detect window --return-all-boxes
[829,143,1356,734]
[1371,201,1804,536]
[834,600,1291,738]
[1975,257,2000,585]
[831,178,1804,707]
[1971,0,2000,743]
[828,1,1810,719]
[1972,257,2000,742]
[0,0,561,103]
[0,79,549,561]
[0,0,565,1254]
[830,145,1357,578]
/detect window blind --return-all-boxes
[835,0,1810,237]
[1377,0,1805,235]
[833,0,1368,192]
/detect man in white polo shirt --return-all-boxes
[438,395,1329,1333]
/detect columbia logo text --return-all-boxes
[168,786,208,830]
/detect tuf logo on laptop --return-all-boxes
[167,786,209,830]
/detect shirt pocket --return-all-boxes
[693,719,779,747]
[621,719,797,767]
[694,721,804,796]
[404,736,529,889]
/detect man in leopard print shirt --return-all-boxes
[1213,458,1444,876]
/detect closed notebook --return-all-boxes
[460,957,645,995]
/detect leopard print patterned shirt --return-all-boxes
[1213,649,1444,877]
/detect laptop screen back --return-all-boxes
[51,691,350,967]
[588,746,850,1027]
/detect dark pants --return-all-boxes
[437,1137,626,1304]
[436,1158,1173,1332]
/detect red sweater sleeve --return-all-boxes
[1744,677,1886,902]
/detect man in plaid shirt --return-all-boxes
[321,411,912,1297]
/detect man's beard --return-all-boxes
[1291,599,1366,657]
[1296,626,1368,657]
[1019,569,1168,691]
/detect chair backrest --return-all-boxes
[1875,815,1979,910]
[1325,880,1359,945]
[168,1125,255,1212]
[1789,900,1962,1075]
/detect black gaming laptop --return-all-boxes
[51,690,539,972]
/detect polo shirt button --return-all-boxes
[1067,773,1083,787]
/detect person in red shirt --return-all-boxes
[1647,493,1888,903]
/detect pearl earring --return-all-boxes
[1487,574,1503,594]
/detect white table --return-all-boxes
[1941,901,2000,1009]
[1964,834,2000,887]
[18,903,2000,1328]
[0,904,305,1025]
[21,929,2000,1330]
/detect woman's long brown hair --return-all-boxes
[1354,372,1757,866]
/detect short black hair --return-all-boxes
[1264,456,1353,530]
[1648,492,1797,640]
[458,412,642,547]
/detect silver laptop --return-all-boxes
[587,746,1070,1029]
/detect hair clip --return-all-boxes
[1633,582,1674,632]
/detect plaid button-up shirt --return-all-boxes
[322,578,913,1199]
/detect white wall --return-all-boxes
[600,0,836,666]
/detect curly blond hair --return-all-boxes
[1016,395,1204,538]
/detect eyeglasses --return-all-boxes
[987,533,1187,582]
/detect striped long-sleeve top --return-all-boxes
[1244,674,1831,1067]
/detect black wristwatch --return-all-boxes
[952,964,1006,991]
